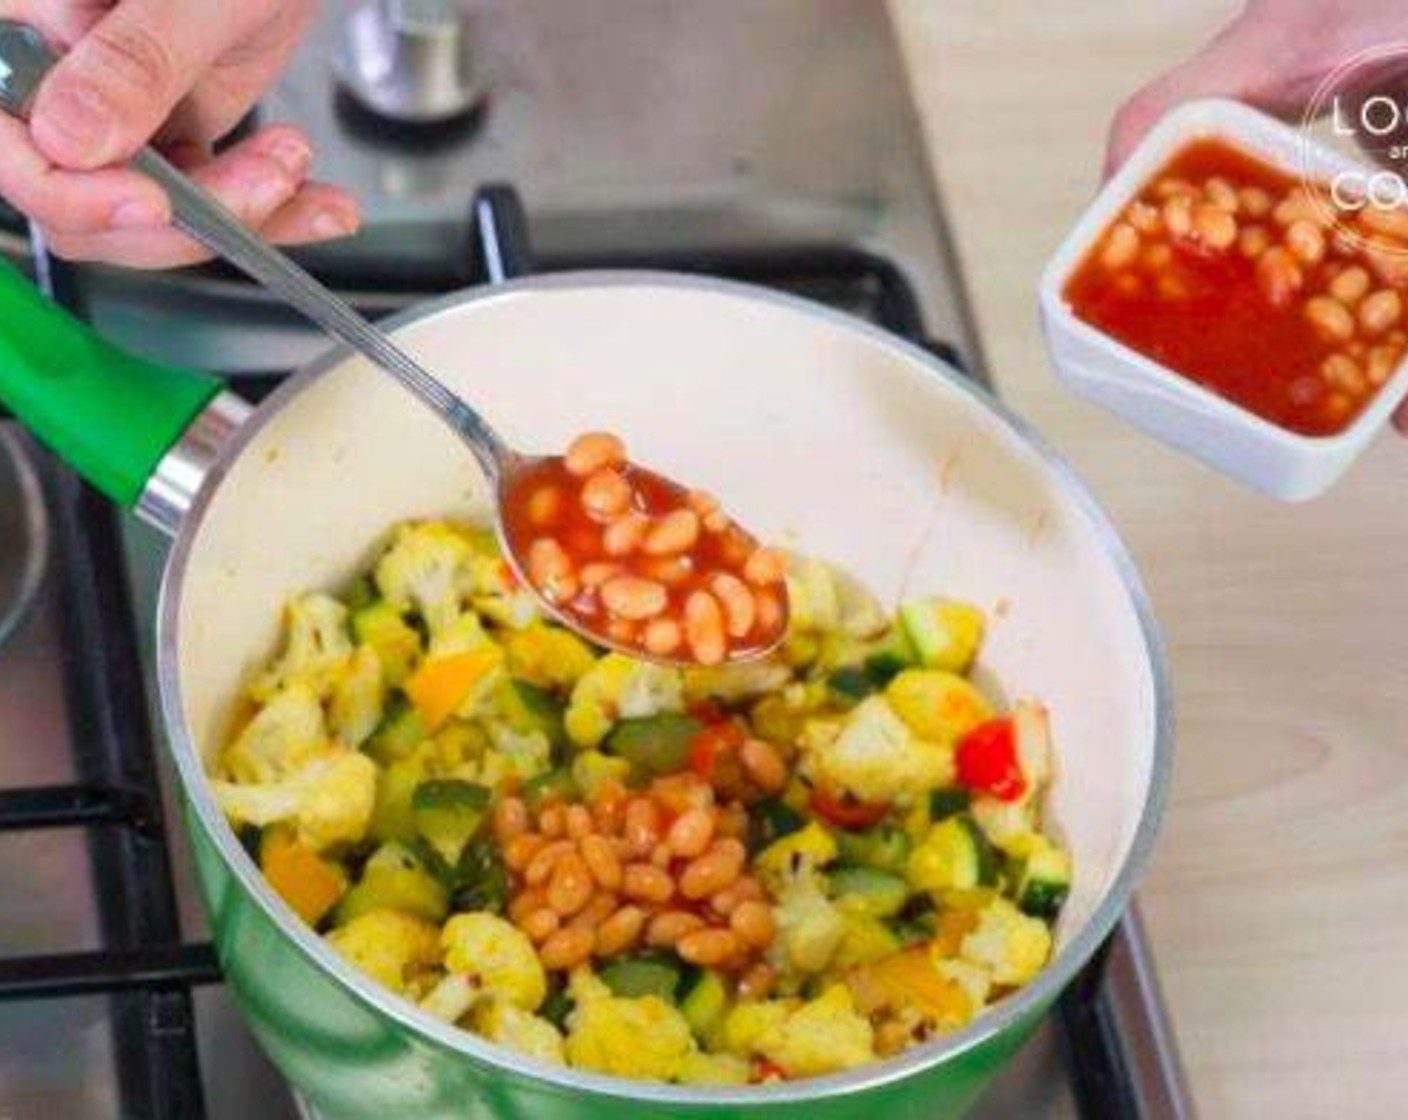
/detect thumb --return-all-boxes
[28,0,230,170]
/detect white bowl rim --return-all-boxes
[156,269,1175,1105]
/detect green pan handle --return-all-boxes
[0,255,221,506]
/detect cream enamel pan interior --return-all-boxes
[160,273,1172,1104]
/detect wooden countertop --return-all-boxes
[888,2,1408,1114]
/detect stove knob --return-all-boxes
[335,0,485,125]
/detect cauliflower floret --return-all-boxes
[222,683,327,784]
[570,750,632,800]
[475,1001,565,1065]
[420,972,478,1024]
[830,566,890,640]
[676,1051,751,1086]
[375,522,478,637]
[466,538,542,631]
[722,998,791,1054]
[328,646,385,748]
[564,654,684,748]
[805,696,953,803]
[968,795,1037,853]
[750,680,830,746]
[504,625,597,691]
[473,585,541,631]
[930,957,993,1013]
[252,594,354,700]
[683,659,793,705]
[213,749,377,853]
[290,751,379,851]
[796,715,844,757]
[428,611,495,658]
[566,968,612,1006]
[786,556,887,639]
[771,868,847,974]
[441,913,546,1011]
[724,986,874,1078]
[785,555,841,634]
[754,821,838,889]
[327,909,440,992]
[565,990,696,1080]
[959,897,1053,987]
[472,725,553,789]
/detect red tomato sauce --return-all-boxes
[502,452,787,664]
[1064,138,1406,436]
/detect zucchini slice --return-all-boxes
[351,599,422,686]
[605,713,702,776]
[834,824,912,876]
[829,866,910,918]
[747,797,807,853]
[826,666,876,706]
[411,779,491,865]
[928,787,972,823]
[365,698,427,765]
[1017,844,1072,919]
[907,813,1000,892]
[335,841,448,926]
[898,597,985,673]
[680,969,729,1044]
[449,837,510,915]
[522,767,578,808]
[599,951,685,1002]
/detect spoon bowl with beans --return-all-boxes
[500,432,790,665]
[0,22,788,666]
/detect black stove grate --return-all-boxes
[0,185,1152,1120]
[0,466,222,1118]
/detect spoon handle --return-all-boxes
[132,146,508,475]
[0,19,509,480]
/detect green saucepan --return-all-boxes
[0,256,1171,1118]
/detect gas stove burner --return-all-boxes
[334,0,488,128]
[0,425,47,649]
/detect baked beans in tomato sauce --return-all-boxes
[1065,138,1408,436]
[502,432,788,665]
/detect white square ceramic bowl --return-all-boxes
[1040,97,1408,501]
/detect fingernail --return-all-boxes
[110,199,166,229]
[312,209,356,239]
[265,135,312,176]
[35,87,116,166]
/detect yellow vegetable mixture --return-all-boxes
[213,520,1072,1085]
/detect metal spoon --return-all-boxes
[0,19,784,665]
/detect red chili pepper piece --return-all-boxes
[809,788,890,830]
[751,1058,787,1083]
[954,717,1027,802]
[688,721,746,782]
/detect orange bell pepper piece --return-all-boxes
[260,828,348,926]
[404,648,502,732]
[868,949,971,1025]
[930,909,980,957]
